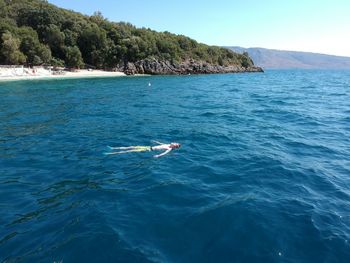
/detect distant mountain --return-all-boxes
[226,47,350,69]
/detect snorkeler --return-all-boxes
[106,141,181,158]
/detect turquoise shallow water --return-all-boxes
[0,70,350,262]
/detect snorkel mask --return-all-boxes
[170,143,181,149]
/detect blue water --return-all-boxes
[1,70,350,262]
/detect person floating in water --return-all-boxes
[106,141,181,158]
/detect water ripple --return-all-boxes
[1,71,350,261]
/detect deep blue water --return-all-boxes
[1,70,350,262]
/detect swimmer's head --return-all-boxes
[170,143,181,149]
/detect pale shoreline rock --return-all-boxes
[118,59,264,75]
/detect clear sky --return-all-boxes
[48,0,350,57]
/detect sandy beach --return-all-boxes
[0,67,126,82]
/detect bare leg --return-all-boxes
[105,150,133,155]
[105,149,146,155]
[108,146,136,150]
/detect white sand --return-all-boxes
[0,67,126,82]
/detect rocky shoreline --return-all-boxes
[118,59,263,75]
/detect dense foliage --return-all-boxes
[0,0,254,68]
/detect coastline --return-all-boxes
[0,63,263,83]
[122,58,264,75]
[0,68,127,82]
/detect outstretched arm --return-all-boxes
[154,149,172,158]
[152,140,164,145]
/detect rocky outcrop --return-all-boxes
[118,59,263,75]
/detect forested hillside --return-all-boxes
[0,0,255,71]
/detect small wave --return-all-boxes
[228,88,239,92]
[283,139,341,158]
[341,116,350,123]
[199,112,216,117]
[328,93,347,97]
[193,194,256,216]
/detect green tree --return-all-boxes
[0,0,7,18]
[50,57,64,67]
[64,45,84,68]
[90,11,105,25]
[63,29,78,46]
[36,43,51,64]
[241,52,253,68]
[32,55,42,65]
[18,26,51,65]
[78,24,107,67]
[103,40,121,68]
[17,3,63,31]
[0,31,26,64]
[43,24,65,57]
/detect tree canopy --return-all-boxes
[0,0,254,69]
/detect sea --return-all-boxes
[0,70,350,262]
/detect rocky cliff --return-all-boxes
[118,59,263,75]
